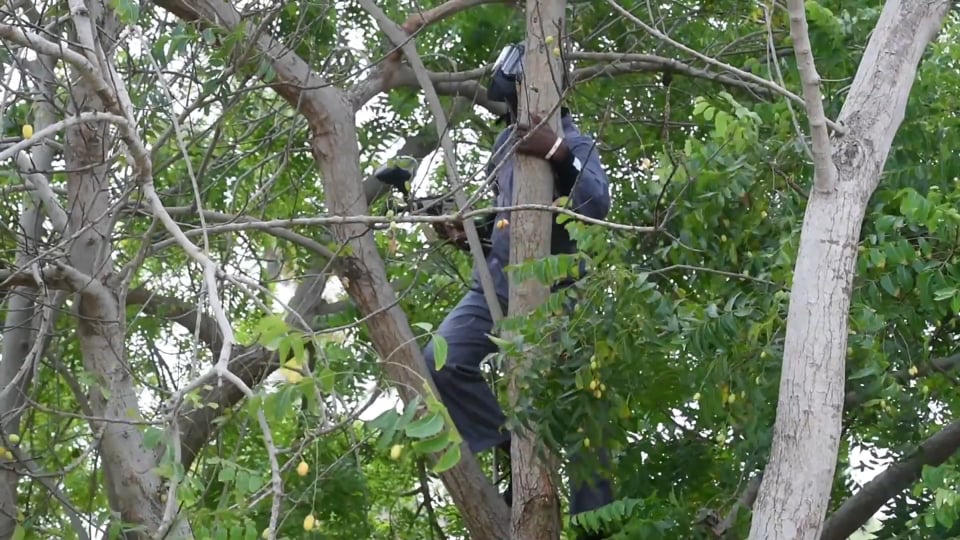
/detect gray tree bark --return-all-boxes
[54,3,193,537]
[748,1,951,538]
[508,0,566,538]
[0,52,60,539]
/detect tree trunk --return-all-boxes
[63,61,192,538]
[0,55,62,538]
[307,98,510,540]
[748,1,950,538]
[0,203,42,540]
[508,0,566,538]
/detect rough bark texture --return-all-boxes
[312,88,510,540]
[748,1,950,539]
[508,0,566,538]
[154,1,510,537]
[62,24,192,534]
[0,106,54,540]
[0,207,41,539]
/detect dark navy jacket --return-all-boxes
[471,114,611,303]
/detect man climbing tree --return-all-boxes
[377,39,613,537]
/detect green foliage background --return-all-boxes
[4,0,960,538]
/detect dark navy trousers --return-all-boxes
[422,289,612,515]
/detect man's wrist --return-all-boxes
[547,139,571,164]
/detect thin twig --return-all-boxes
[607,0,844,135]
[145,203,657,236]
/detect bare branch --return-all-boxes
[0,111,127,163]
[713,474,763,537]
[147,203,656,235]
[606,0,845,135]
[15,152,68,233]
[126,288,223,354]
[401,0,514,34]
[785,0,837,193]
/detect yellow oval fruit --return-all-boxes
[600,384,607,392]
[390,444,403,460]
[21,124,33,139]
[589,379,599,391]
[545,35,555,45]
[727,393,736,404]
[496,218,509,230]
[908,365,919,377]
[593,389,602,399]
[552,47,561,56]
[261,527,269,539]
[583,437,591,448]
[303,514,316,531]
[297,460,309,477]
[8,434,20,445]
[693,392,701,401]
[721,234,727,242]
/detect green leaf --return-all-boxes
[412,432,450,454]
[933,287,956,301]
[715,111,730,137]
[143,427,164,450]
[398,395,421,429]
[432,444,461,473]
[109,0,140,24]
[412,322,433,332]
[318,367,336,393]
[405,413,445,439]
[849,365,879,380]
[433,335,448,371]
[880,274,897,296]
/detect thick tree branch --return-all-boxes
[355,0,511,534]
[401,0,514,34]
[821,419,960,540]
[126,288,223,354]
[174,125,445,473]
[0,205,43,540]
[508,1,566,537]
[749,1,950,538]
[385,53,776,118]
[785,0,837,193]
[0,265,106,297]
[144,204,654,236]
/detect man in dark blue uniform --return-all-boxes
[377,43,612,530]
